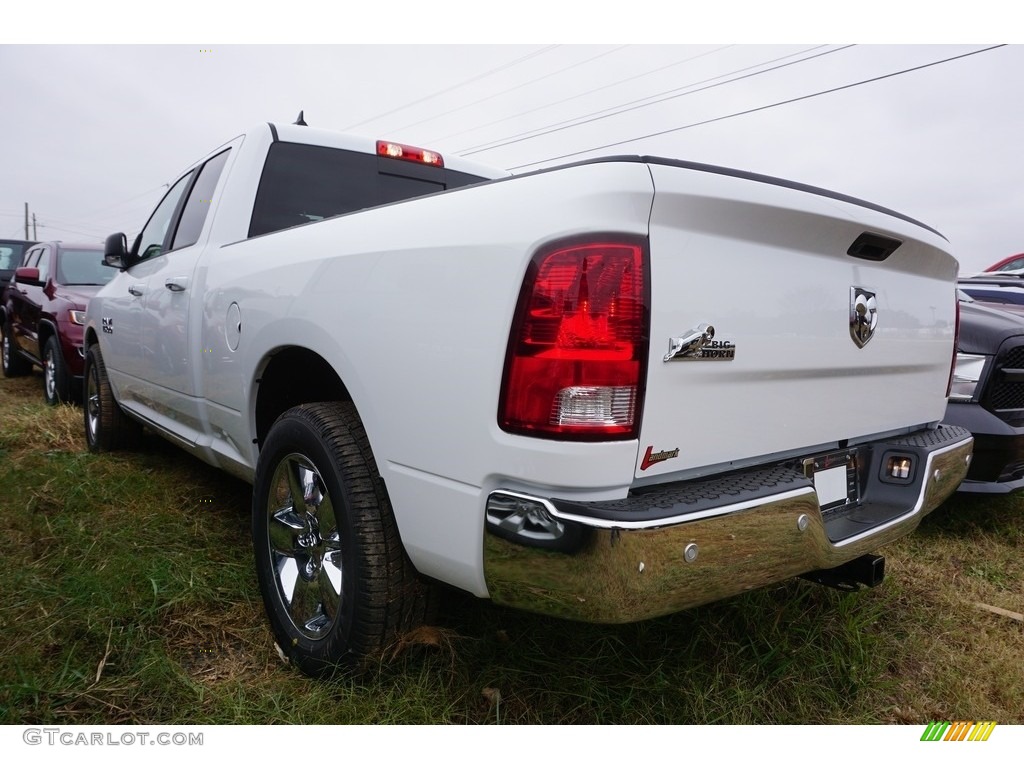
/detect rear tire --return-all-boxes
[252,401,436,677]
[2,321,31,377]
[83,343,141,451]
[43,336,71,405]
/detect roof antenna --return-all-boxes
[293,111,307,126]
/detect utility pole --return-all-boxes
[24,202,29,239]
[32,214,38,240]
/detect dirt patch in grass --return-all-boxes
[165,602,276,684]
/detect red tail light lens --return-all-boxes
[499,238,649,440]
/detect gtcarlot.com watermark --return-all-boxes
[23,728,203,747]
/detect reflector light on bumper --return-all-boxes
[887,456,912,479]
[880,451,916,485]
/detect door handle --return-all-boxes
[128,284,145,297]
[165,277,189,292]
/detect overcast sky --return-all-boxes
[3,9,1022,274]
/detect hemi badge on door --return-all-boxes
[641,446,680,471]
[850,287,878,348]
[664,323,735,362]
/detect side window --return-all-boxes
[23,247,41,268]
[136,171,194,262]
[171,149,231,250]
[36,247,51,283]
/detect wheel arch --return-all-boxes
[248,342,431,587]
[253,345,353,450]
[36,318,59,353]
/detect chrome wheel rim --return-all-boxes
[267,452,343,640]
[2,332,9,370]
[85,362,100,441]
[44,346,56,400]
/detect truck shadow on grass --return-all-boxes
[380,493,1023,724]
[408,578,900,724]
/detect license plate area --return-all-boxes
[803,450,860,512]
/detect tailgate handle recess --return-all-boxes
[848,232,902,262]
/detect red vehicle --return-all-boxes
[983,252,1024,272]
[1,241,115,404]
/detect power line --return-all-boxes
[507,44,1008,171]
[78,183,169,220]
[341,45,561,132]
[425,44,739,146]
[36,224,107,242]
[3,186,165,244]
[3,204,151,237]
[453,44,832,154]
[460,44,854,157]
[84,203,161,232]
[384,45,631,136]
[37,214,111,236]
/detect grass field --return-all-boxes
[1,368,1021,725]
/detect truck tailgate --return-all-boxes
[636,162,959,480]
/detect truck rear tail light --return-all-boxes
[947,293,961,398]
[376,140,443,167]
[949,353,987,402]
[499,238,649,440]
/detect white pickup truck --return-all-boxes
[85,119,973,676]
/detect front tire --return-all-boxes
[84,343,140,451]
[253,402,434,677]
[43,336,71,405]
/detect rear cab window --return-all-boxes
[248,141,488,238]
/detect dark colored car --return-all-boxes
[0,238,37,286]
[958,282,1024,309]
[1,241,116,404]
[945,295,1024,493]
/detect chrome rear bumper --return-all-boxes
[483,426,973,622]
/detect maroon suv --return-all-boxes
[1,241,116,404]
